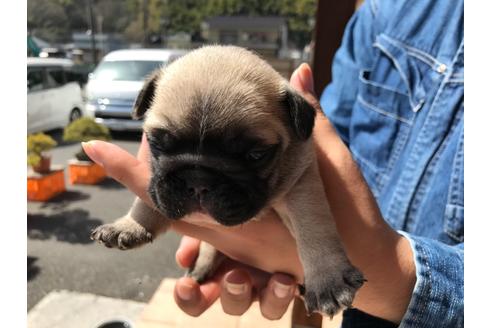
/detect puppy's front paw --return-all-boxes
[303,266,365,318]
[90,221,152,250]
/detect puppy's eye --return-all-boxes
[146,130,174,154]
[246,146,275,161]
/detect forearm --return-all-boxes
[313,113,416,323]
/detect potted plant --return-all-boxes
[27,133,57,173]
[63,117,112,184]
[27,133,65,201]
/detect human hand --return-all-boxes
[82,63,415,323]
[172,236,298,318]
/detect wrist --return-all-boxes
[350,231,416,323]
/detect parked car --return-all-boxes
[84,49,188,131]
[27,58,87,134]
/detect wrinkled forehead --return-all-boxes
[145,107,288,147]
[144,86,290,146]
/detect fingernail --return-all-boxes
[176,282,195,301]
[225,281,247,295]
[81,141,102,166]
[273,281,293,299]
[298,63,314,93]
[175,249,184,268]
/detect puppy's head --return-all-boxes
[134,46,315,226]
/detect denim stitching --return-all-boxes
[406,110,457,232]
[444,206,464,242]
[412,99,425,113]
[407,50,436,69]
[373,41,418,108]
[407,141,446,229]
[385,54,450,228]
[447,124,464,205]
[444,38,465,84]
[369,0,378,16]
[379,34,444,69]
[417,243,432,327]
[395,57,460,227]
[350,146,381,174]
[444,42,464,84]
[443,121,464,243]
[357,95,412,124]
[398,233,431,328]
[379,122,412,192]
[359,70,409,96]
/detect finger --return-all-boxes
[81,140,152,204]
[176,236,201,268]
[259,273,296,320]
[290,63,323,113]
[137,132,150,163]
[290,63,314,95]
[220,269,254,316]
[174,277,221,317]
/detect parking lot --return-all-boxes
[27,130,183,310]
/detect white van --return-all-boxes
[27,58,86,134]
[84,49,188,131]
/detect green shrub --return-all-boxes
[27,133,57,167]
[63,117,111,161]
[63,117,111,143]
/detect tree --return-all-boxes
[27,0,70,42]
[278,0,317,48]
[27,0,317,48]
[158,0,316,48]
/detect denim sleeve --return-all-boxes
[398,231,464,327]
[319,0,379,144]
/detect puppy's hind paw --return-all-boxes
[303,266,365,318]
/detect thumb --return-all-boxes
[82,140,152,204]
[289,63,323,115]
[290,63,315,96]
[176,236,202,268]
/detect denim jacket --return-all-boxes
[320,0,464,327]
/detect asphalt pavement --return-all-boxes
[27,130,183,310]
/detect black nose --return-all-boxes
[187,185,209,199]
[179,167,215,200]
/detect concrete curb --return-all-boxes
[27,290,145,328]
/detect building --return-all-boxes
[201,16,288,58]
[71,32,127,63]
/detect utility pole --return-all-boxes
[142,0,149,47]
[88,0,97,65]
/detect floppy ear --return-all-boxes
[132,69,162,120]
[282,88,316,140]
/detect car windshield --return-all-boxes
[91,60,164,81]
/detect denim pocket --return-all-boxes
[350,73,413,192]
[349,34,428,191]
[357,70,415,124]
[348,34,447,194]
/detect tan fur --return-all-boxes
[91,45,364,317]
[144,46,290,149]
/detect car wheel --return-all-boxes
[69,109,82,122]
